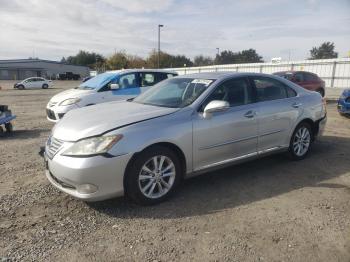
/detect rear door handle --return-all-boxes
[244,110,256,118]
[292,102,302,108]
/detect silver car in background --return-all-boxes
[44,72,327,205]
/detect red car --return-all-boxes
[273,71,325,97]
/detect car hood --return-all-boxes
[52,101,179,141]
[50,88,95,103]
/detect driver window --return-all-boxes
[118,73,136,89]
[201,78,252,110]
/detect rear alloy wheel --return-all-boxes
[125,146,181,205]
[289,123,312,160]
[42,84,49,89]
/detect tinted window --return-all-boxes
[140,73,156,87]
[253,77,289,101]
[118,73,137,89]
[303,73,318,81]
[286,86,297,97]
[294,73,303,82]
[202,78,252,109]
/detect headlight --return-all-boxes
[59,98,81,106]
[62,135,123,156]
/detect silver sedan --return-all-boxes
[44,72,327,205]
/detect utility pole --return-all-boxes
[158,24,164,68]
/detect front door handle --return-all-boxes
[292,102,302,108]
[244,110,256,118]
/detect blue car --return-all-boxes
[46,69,178,122]
[337,89,350,116]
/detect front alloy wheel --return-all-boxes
[289,123,312,160]
[138,156,176,199]
[126,146,181,205]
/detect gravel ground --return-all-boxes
[0,80,349,262]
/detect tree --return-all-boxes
[215,49,263,65]
[194,55,214,66]
[239,49,263,63]
[63,50,106,69]
[106,52,128,70]
[146,50,193,68]
[127,55,147,69]
[309,42,338,59]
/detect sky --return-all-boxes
[0,0,349,62]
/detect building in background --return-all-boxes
[0,59,90,80]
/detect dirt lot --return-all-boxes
[0,80,349,262]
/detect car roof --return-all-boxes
[107,69,178,74]
[274,70,317,75]
[174,72,277,80]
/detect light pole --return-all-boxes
[158,24,164,68]
[215,48,220,65]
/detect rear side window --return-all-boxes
[140,73,156,87]
[252,77,293,101]
[156,72,177,83]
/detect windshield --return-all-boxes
[76,72,117,90]
[133,77,214,108]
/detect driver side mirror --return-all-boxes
[110,83,120,90]
[203,100,230,119]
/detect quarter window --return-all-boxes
[253,77,290,101]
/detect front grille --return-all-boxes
[46,136,64,159]
[46,109,56,120]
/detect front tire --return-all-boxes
[17,85,24,90]
[42,84,49,89]
[125,146,182,205]
[289,122,312,160]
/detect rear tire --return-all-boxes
[125,146,182,205]
[5,122,13,133]
[289,122,312,160]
